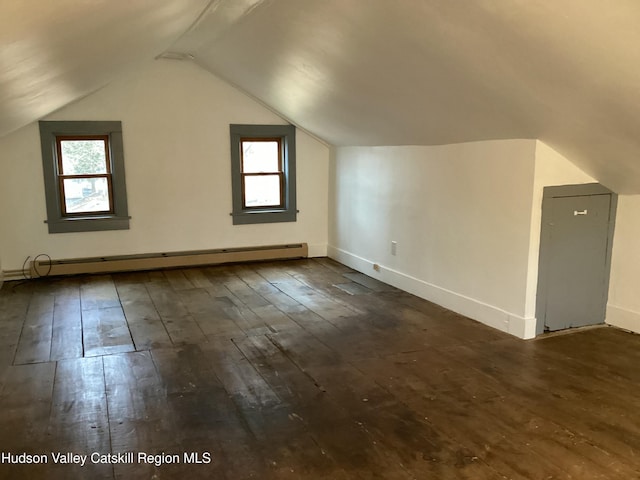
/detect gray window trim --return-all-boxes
[230,124,297,225]
[39,121,130,233]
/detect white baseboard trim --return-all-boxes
[327,245,535,339]
[606,304,640,334]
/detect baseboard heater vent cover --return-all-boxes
[30,243,308,277]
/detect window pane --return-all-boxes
[244,175,281,207]
[60,139,108,174]
[242,141,279,173]
[63,177,111,213]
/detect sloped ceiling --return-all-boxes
[2,0,640,192]
[0,0,209,137]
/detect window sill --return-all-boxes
[232,209,297,225]
[45,215,131,233]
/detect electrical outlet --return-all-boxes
[391,241,397,256]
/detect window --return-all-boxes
[230,124,296,224]
[241,138,284,209]
[39,121,130,233]
[56,136,113,215]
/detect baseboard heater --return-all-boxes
[29,243,308,277]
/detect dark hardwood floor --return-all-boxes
[0,258,639,479]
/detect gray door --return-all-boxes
[537,186,616,333]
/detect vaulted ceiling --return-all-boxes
[2,0,640,191]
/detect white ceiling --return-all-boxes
[0,0,209,137]
[3,0,640,192]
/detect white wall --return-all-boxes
[0,59,330,273]
[329,140,598,339]
[329,140,538,337]
[606,195,640,333]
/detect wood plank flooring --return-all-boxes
[0,258,639,479]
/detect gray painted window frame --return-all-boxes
[230,124,297,225]
[39,121,130,233]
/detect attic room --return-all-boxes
[1,0,639,478]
